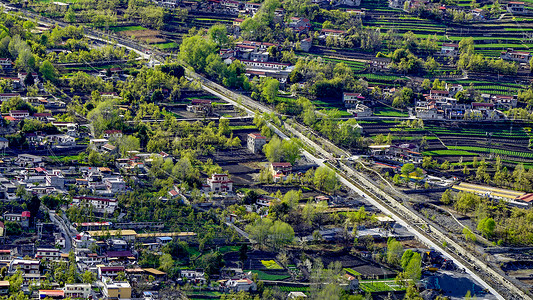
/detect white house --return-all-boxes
[0,93,20,102]
[0,138,8,149]
[247,133,267,154]
[507,1,525,13]
[207,174,233,193]
[64,284,91,299]
[72,196,117,214]
[35,248,60,261]
[440,43,459,57]
[226,278,257,292]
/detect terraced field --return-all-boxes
[360,0,533,58]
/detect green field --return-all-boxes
[450,146,533,158]
[360,280,406,292]
[278,286,310,292]
[343,267,362,276]
[245,270,290,281]
[373,106,409,117]
[154,42,179,49]
[109,25,148,32]
[422,150,478,156]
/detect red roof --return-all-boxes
[430,90,449,94]
[104,130,122,134]
[3,116,15,121]
[472,102,494,107]
[271,162,292,168]
[21,211,31,218]
[191,99,212,105]
[321,29,346,34]
[33,113,51,117]
[39,290,64,297]
[248,133,266,139]
[100,266,125,272]
[517,193,533,203]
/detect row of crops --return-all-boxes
[450,146,533,158]
[425,125,529,139]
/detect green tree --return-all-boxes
[401,163,415,177]
[39,60,58,82]
[82,271,96,284]
[208,24,230,47]
[263,136,283,162]
[179,35,217,72]
[261,78,280,104]
[313,166,339,193]
[405,252,422,281]
[281,138,301,165]
[159,253,174,272]
[441,189,452,205]
[477,217,496,238]
[386,238,403,266]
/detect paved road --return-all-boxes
[0,4,511,297]
[199,73,506,300]
[48,211,73,253]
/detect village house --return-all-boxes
[288,17,311,33]
[35,248,61,261]
[3,211,31,228]
[9,259,40,283]
[64,283,91,299]
[0,138,8,150]
[187,99,213,115]
[38,290,64,299]
[90,138,109,151]
[320,29,347,38]
[500,48,532,63]
[181,270,207,284]
[103,130,123,139]
[389,143,422,164]
[102,143,118,154]
[53,1,70,11]
[98,266,125,280]
[389,0,408,9]
[17,72,39,86]
[300,38,313,52]
[17,154,43,167]
[507,1,525,13]
[368,57,391,72]
[102,280,132,300]
[226,278,257,292]
[32,112,52,122]
[72,196,118,215]
[0,93,20,102]
[233,18,244,27]
[207,173,233,193]
[440,43,459,57]
[346,8,366,18]
[0,58,12,69]
[240,60,290,71]
[270,162,292,182]
[247,133,267,154]
[104,177,127,193]
[9,110,29,120]
[0,281,9,295]
[348,104,372,117]
[343,92,366,109]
